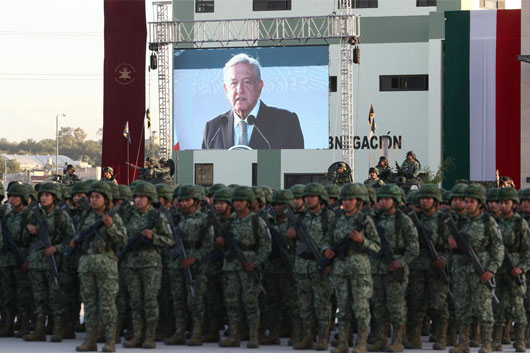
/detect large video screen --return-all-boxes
[173,46,329,150]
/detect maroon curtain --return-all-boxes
[102,0,146,185]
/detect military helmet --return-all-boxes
[497,187,519,204]
[173,185,180,199]
[39,182,62,200]
[450,183,468,200]
[232,186,255,204]
[62,184,72,200]
[376,184,402,204]
[209,183,226,196]
[406,151,416,158]
[133,182,158,203]
[366,185,377,204]
[442,190,452,204]
[418,184,441,202]
[202,187,210,197]
[72,181,90,196]
[252,187,266,205]
[102,166,114,175]
[66,164,76,171]
[0,182,4,200]
[290,184,305,198]
[340,183,368,202]
[303,183,327,198]
[518,188,530,201]
[271,189,295,207]
[369,167,379,175]
[157,183,175,201]
[105,181,120,200]
[325,184,340,200]
[24,184,38,202]
[214,188,233,205]
[178,185,203,201]
[8,183,29,204]
[261,186,273,203]
[118,185,132,201]
[486,188,499,202]
[89,181,113,201]
[464,184,486,205]
[159,157,167,164]
[130,180,145,192]
[379,156,388,162]
[406,190,420,206]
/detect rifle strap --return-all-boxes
[321,207,329,236]
[251,213,259,243]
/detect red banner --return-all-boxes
[102,0,146,185]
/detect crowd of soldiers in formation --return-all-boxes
[0,167,530,353]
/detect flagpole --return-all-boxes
[127,140,130,185]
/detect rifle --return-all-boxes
[204,204,267,295]
[117,211,161,263]
[62,210,115,261]
[441,210,500,304]
[371,212,405,283]
[503,247,526,299]
[406,209,453,297]
[328,201,342,216]
[160,207,195,297]
[1,221,25,267]
[257,208,294,279]
[29,204,60,289]
[125,162,143,170]
[278,205,335,286]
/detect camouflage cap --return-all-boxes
[497,187,519,204]
[290,184,305,198]
[486,188,499,202]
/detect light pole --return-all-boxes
[56,114,66,176]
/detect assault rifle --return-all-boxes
[117,212,160,263]
[278,205,335,286]
[406,209,453,298]
[328,201,342,216]
[125,162,143,170]
[503,248,526,299]
[60,197,90,231]
[441,210,500,304]
[29,204,60,288]
[62,210,115,261]
[205,204,267,295]
[257,207,294,279]
[160,207,195,297]
[1,221,25,267]
[373,213,405,283]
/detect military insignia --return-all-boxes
[114,63,136,85]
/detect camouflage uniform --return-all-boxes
[400,159,420,178]
[450,185,504,353]
[370,184,419,352]
[331,183,380,353]
[0,184,33,337]
[121,182,174,349]
[165,185,214,346]
[75,182,126,351]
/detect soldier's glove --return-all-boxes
[481,270,494,283]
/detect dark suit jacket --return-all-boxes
[201,101,304,149]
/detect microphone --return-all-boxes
[247,116,271,149]
[208,116,228,149]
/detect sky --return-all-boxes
[0,0,158,142]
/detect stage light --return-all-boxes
[150,53,158,70]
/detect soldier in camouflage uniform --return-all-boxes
[62,165,81,185]
[22,182,75,342]
[400,152,420,179]
[375,157,392,184]
[0,182,6,333]
[519,188,530,347]
[404,184,450,350]
[0,184,33,337]
[486,188,501,220]
[325,183,380,353]
[368,184,419,353]
[287,183,336,350]
[491,187,530,352]
[121,182,174,349]
[217,186,271,349]
[164,185,214,346]
[68,181,126,352]
[448,184,505,353]
[290,184,306,214]
[260,189,301,346]
[101,166,118,185]
[364,168,385,189]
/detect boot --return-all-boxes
[186,319,203,346]
[384,324,405,352]
[433,321,448,350]
[450,326,470,353]
[314,324,330,350]
[447,323,457,346]
[203,319,220,343]
[62,315,76,339]
[247,322,260,349]
[503,321,513,344]
[368,324,389,352]
[331,328,350,353]
[219,322,240,347]
[15,313,31,338]
[514,324,526,352]
[293,325,314,350]
[470,322,481,347]
[76,324,98,352]
[525,325,530,348]
[102,324,117,352]
[478,325,493,353]
[492,326,503,351]
[353,329,369,353]
[164,321,186,345]
[288,319,302,346]
[142,320,157,349]
[0,313,14,337]
[23,314,47,342]
[261,321,281,345]
[404,321,422,349]
[122,321,144,348]
[50,316,63,342]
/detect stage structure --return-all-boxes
[148,0,360,168]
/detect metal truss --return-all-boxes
[149,2,360,170]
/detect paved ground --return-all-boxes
[0,334,520,353]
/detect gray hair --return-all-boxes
[223,53,262,87]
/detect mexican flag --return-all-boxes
[443,10,521,187]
